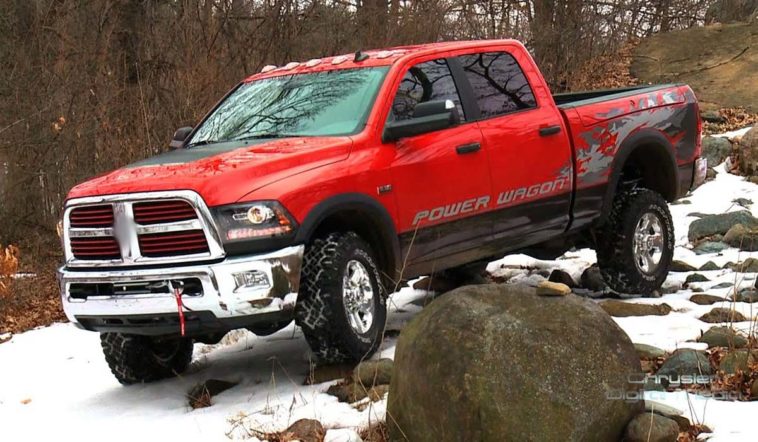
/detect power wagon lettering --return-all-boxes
[412,177,570,226]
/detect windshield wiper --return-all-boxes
[185,140,217,148]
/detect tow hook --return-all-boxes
[170,280,186,337]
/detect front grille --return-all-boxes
[70,237,121,260]
[69,205,114,228]
[64,192,222,266]
[138,230,209,257]
[133,200,198,224]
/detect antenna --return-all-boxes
[354,50,369,62]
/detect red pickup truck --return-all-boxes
[59,40,705,384]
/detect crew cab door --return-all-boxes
[452,50,573,250]
[385,58,492,271]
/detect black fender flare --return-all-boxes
[599,129,679,223]
[295,193,401,284]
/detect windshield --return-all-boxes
[188,67,388,145]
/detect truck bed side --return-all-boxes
[558,84,701,230]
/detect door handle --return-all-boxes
[539,125,562,137]
[456,142,481,154]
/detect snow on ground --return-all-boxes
[1,128,756,441]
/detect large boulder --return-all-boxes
[387,284,643,441]
[701,136,732,166]
[738,127,758,176]
[688,211,758,242]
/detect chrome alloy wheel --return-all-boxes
[342,260,375,334]
[633,212,664,274]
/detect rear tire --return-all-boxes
[295,231,387,364]
[596,188,674,295]
[100,333,193,385]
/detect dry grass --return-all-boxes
[703,107,758,135]
[360,422,389,442]
[0,244,19,296]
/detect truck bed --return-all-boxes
[553,85,677,108]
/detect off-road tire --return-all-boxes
[295,231,387,364]
[596,188,674,295]
[100,333,193,385]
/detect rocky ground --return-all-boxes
[1,127,757,442]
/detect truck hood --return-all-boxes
[67,136,352,206]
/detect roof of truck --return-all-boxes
[244,39,522,82]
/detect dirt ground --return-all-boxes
[631,21,758,112]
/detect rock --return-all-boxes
[600,300,672,317]
[752,378,758,399]
[689,294,726,305]
[701,136,732,166]
[737,127,758,176]
[671,199,691,205]
[693,241,730,255]
[580,265,607,292]
[723,224,758,251]
[700,110,726,123]
[736,257,758,272]
[285,419,325,442]
[699,307,748,323]
[536,280,571,296]
[367,384,389,401]
[691,287,704,293]
[711,281,734,289]
[699,261,721,271]
[733,197,753,208]
[387,284,643,441]
[305,363,354,385]
[670,260,697,272]
[187,379,238,409]
[688,211,758,243]
[635,343,666,359]
[699,326,748,348]
[412,276,459,293]
[624,412,680,442]
[685,273,710,284]
[353,359,393,387]
[548,269,576,288]
[657,349,713,378]
[719,350,758,374]
[706,167,717,181]
[731,288,758,303]
[326,382,365,403]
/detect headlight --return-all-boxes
[213,201,296,242]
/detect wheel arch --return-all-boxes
[599,129,679,224]
[295,193,401,288]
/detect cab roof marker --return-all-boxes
[260,65,277,73]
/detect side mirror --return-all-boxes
[170,126,193,149]
[382,100,460,143]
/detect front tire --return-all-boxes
[100,333,193,385]
[295,231,387,364]
[596,188,674,295]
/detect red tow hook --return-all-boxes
[170,280,186,337]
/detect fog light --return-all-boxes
[233,270,270,292]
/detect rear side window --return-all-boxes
[390,59,465,121]
[456,52,536,118]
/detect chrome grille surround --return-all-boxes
[63,190,225,268]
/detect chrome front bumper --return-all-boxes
[59,245,304,329]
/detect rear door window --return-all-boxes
[390,59,466,121]
[456,52,536,118]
